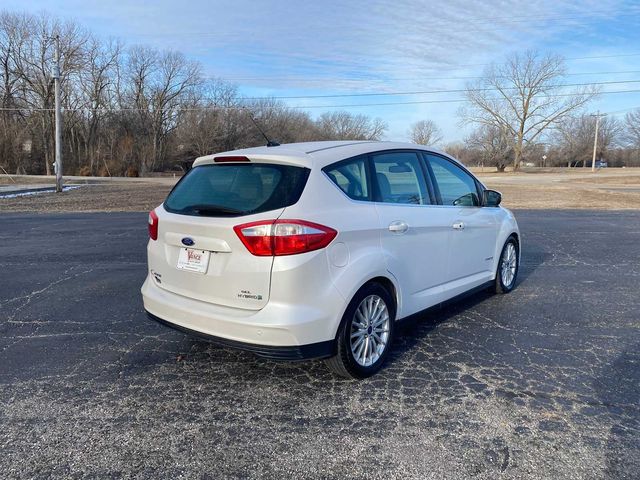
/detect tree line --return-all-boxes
[447,110,640,170]
[451,51,640,170]
[0,11,639,176]
[0,11,387,176]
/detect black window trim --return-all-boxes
[422,151,484,207]
[321,154,373,203]
[322,147,484,207]
[416,151,440,205]
[367,149,435,206]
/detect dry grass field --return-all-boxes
[1,168,639,212]
[474,168,640,210]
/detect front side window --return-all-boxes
[371,152,430,205]
[427,155,480,207]
[323,157,369,201]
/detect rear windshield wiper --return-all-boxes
[180,204,245,216]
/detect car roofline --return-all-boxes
[192,141,470,171]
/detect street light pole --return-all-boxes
[591,112,602,173]
[52,35,63,192]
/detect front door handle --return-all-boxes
[388,221,409,234]
[452,221,465,230]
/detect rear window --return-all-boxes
[164,163,309,217]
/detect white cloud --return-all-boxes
[3,0,638,141]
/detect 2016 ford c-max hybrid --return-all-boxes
[141,141,520,378]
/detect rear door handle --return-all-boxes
[452,221,465,230]
[388,221,409,234]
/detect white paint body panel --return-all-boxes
[142,141,520,348]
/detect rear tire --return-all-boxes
[494,236,519,294]
[325,282,395,379]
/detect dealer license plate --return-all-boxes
[177,248,210,274]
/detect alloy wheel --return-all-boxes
[501,242,517,287]
[350,294,390,367]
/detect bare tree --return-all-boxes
[14,9,640,178]
[316,111,387,140]
[0,12,29,174]
[122,47,201,173]
[554,114,621,167]
[244,98,319,145]
[76,38,122,174]
[408,119,442,145]
[624,108,640,149]
[176,80,238,157]
[11,13,89,174]
[460,50,598,169]
[466,125,513,171]
[442,142,478,166]
[0,10,392,176]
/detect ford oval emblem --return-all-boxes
[181,237,195,246]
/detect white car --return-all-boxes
[141,141,520,378]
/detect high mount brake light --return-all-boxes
[234,220,337,256]
[148,210,159,240]
[213,156,250,163]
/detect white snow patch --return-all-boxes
[0,185,82,199]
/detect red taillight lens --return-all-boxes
[148,210,159,240]
[234,220,337,256]
[234,222,273,256]
[214,156,250,163]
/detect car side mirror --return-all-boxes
[453,192,479,207]
[483,189,502,207]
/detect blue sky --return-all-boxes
[4,0,640,143]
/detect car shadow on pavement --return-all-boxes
[516,245,548,284]
[384,247,545,373]
[174,249,546,382]
[388,287,495,367]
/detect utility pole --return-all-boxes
[591,112,603,173]
[52,35,63,192]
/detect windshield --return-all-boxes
[164,163,310,217]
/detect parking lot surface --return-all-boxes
[0,210,638,479]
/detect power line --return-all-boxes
[569,52,640,60]
[605,105,640,115]
[240,79,640,100]
[567,70,640,77]
[288,89,640,109]
[3,88,638,113]
[217,70,640,83]
[217,71,640,85]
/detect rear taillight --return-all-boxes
[234,220,337,256]
[148,210,158,240]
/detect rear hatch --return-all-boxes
[150,161,309,310]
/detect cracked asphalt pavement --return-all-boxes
[0,210,638,479]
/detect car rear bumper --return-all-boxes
[141,275,340,360]
[146,311,333,360]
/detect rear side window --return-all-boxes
[164,163,309,216]
[371,152,430,205]
[427,154,480,207]
[323,157,369,201]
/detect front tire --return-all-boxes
[325,283,395,379]
[494,236,519,294]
